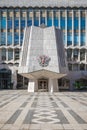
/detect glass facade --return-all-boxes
[0,9,86,46]
[0,8,87,71]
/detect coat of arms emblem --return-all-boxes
[38,55,51,67]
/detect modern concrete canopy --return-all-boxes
[18,26,68,92]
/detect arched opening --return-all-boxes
[0,69,12,89]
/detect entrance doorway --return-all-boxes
[0,69,11,89]
[38,79,48,92]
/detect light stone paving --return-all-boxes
[0,90,87,130]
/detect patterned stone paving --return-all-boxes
[0,90,87,130]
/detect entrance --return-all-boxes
[0,69,11,89]
[38,79,48,92]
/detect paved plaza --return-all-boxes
[0,91,87,130]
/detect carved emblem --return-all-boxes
[38,55,51,67]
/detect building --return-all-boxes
[18,26,68,92]
[0,0,87,90]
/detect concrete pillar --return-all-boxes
[28,79,38,92]
[12,69,17,89]
[48,78,59,92]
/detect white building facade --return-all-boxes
[0,0,87,90]
[18,26,68,92]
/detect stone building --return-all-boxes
[0,0,87,90]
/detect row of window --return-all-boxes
[0,9,86,45]
[0,31,85,46]
[1,48,20,61]
[67,49,86,62]
[68,63,87,71]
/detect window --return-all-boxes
[47,11,52,26]
[73,64,78,71]
[14,49,20,60]
[60,11,65,29]
[80,64,85,71]
[68,63,72,71]
[74,11,79,29]
[1,11,6,29]
[67,49,72,61]
[21,11,26,29]
[20,32,24,45]
[74,30,79,46]
[1,32,6,45]
[54,11,59,27]
[67,11,72,29]
[67,30,72,46]
[27,11,32,26]
[8,49,13,60]
[14,31,19,45]
[73,49,78,61]
[7,17,12,29]
[81,33,85,46]
[1,49,6,60]
[80,49,85,61]
[81,11,85,30]
[7,32,12,45]
[40,11,46,25]
[14,11,19,29]
[34,11,39,26]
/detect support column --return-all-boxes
[48,78,59,92]
[12,69,17,89]
[28,79,38,92]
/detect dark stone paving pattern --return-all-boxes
[60,102,69,108]
[20,102,28,108]
[23,110,34,124]
[0,91,87,130]
[0,102,9,108]
[6,110,22,124]
[68,110,87,124]
[56,110,69,124]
